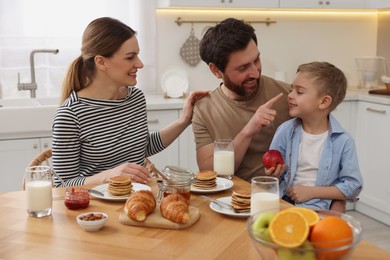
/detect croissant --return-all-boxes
[160,194,190,224]
[124,190,156,222]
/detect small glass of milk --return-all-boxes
[25,166,53,217]
[213,139,234,179]
[250,176,280,216]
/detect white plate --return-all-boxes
[191,177,234,194]
[90,183,151,202]
[209,196,251,218]
[161,67,189,97]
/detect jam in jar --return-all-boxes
[64,187,90,210]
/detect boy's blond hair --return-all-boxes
[297,61,347,112]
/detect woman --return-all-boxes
[52,17,207,187]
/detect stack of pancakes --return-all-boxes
[231,189,251,213]
[107,176,133,197]
[192,170,217,190]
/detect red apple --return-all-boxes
[262,150,284,169]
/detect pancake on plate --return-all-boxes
[231,189,251,213]
[107,176,133,197]
[192,170,217,190]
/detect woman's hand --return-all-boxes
[180,91,209,125]
[98,162,152,184]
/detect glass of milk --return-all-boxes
[213,139,234,179]
[25,166,53,217]
[250,176,279,216]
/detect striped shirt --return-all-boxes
[52,87,165,187]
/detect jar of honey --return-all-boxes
[64,187,90,210]
[161,166,194,204]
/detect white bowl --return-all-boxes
[76,212,108,232]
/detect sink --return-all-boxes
[0,97,60,108]
[0,97,59,137]
[0,98,40,107]
[36,97,61,106]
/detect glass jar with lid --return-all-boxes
[161,166,194,204]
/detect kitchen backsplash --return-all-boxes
[156,9,380,93]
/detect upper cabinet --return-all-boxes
[157,0,279,8]
[366,0,390,8]
[158,0,390,9]
[279,0,365,9]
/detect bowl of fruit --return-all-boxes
[247,207,362,260]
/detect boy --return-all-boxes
[266,62,363,212]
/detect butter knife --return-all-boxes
[201,195,237,212]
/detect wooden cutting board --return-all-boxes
[119,206,200,229]
[369,89,390,95]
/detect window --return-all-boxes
[0,0,156,97]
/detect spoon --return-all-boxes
[51,169,104,197]
[88,189,104,197]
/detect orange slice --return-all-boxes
[285,207,319,228]
[269,210,309,248]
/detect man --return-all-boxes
[192,18,291,182]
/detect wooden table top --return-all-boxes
[0,177,389,259]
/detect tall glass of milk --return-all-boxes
[25,166,53,217]
[250,176,279,215]
[213,139,234,179]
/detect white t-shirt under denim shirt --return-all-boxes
[269,116,363,210]
[294,130,328,186]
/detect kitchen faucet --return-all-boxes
[17,49,59,98]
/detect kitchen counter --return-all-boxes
[344,88,390,105]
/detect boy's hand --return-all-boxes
[264,163,286,178]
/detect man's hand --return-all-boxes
[244,93,284,136]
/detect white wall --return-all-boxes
[156,9,378,94]
[0,7,381,98]
[377,9,390,68]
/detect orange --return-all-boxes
[310,216,353,259]
[269,210,309,248]
[285,207,320,228]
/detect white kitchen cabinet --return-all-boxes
[354,101,390,225]
[147,109,180,171]
[0,137,51,192]
[331,101,352,133]
[149,109,198,173]
[279,0,365,9]
[331,100,357,211]
[365,0,390,8]
[179,121,199,173]
[158,0,279,8]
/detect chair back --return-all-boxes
[22,148,52,190]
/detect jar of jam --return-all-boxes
[64,187,90,210]
[161,166,194,204]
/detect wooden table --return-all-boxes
[0,177,389,259]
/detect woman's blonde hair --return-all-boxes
[60,17,136,103]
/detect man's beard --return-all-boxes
[224,75,260,98]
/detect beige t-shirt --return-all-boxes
[192,75,291,182]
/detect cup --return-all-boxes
[25,166,53,217]
[250,176,280,216]
[213,139,234,179]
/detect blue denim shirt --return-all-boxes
[270,115,363,210]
